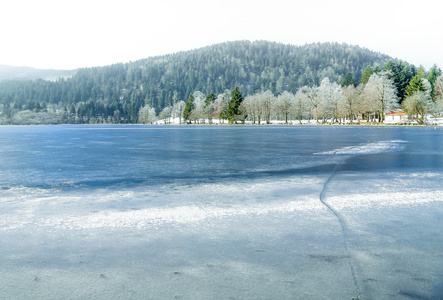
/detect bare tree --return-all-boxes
[190,91,205,123]
[276,91,295,123]
[252,93,263,124]
[159,106,172,124]
[173,100,185,124]
[258,90,276,124]
[242,95,257,123]
[138,105,157,124]
[203,101,214,124]
[340,85,361,123]
[299,85,320,123]
[213,90,230,123]
[317,78,342,123]
[294,89,308,124]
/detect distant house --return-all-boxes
[385,110,407,122]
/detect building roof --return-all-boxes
[386,110,406,116]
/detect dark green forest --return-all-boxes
[0,41,398,124]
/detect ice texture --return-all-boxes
[0,125,442,299]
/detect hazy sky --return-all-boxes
[1,0,442,70]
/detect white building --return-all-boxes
[385,110,407,123]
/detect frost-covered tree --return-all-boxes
[362,71,399,122]
[242,95,257,123]
[340,85,361,123]
[190,91,205,123]
[276,91,294,123]
[433,76,443,116]
[159,106,172,124]
[203,92,216,123]
[294,89,309,124]
[173,100,185,124]
[402,91,433,124]
[434,75,443,98]
[258,90,276,124]
[203,101,214,123]
[138,104,156,124]
[251,93,264,124]
[317,78,342,123]
[299,85,322,123]
[213,90,230,123]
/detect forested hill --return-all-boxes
[0,41,395,124]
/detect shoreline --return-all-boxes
[1,121,443,127]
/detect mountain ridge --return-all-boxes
[0,64,76,82]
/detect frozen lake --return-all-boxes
[0,125,442,299]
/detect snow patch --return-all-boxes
[328,190,443,210]
[315,140,407,155]
[41,197,322,230]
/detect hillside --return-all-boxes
[0,41,396,124]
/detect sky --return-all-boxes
[1,0,442,70]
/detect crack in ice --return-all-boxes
[319,151,362,300]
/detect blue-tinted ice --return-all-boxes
[0,125,442,299]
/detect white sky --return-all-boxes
[1,0,442,70]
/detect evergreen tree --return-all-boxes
[382,60,413,103]
[405,74,427,98]
[339,72,356,87]
[427,65,442,99]
[227,86,243,123]
[360,66,374,85]
[383,60,397,72]
[205,91,216,106]
[396,61,415,103]
[183,94,195,121]
[416,65,427,79]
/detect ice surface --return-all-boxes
[1,125,442,299]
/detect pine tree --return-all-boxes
[396,61,415,103]
[339,72,356,87]
[416,65,427,79]
[405,74,427,98]
[383,60,397,72]
[205,91,216,106]
[360,66,374,85]
[183,94,195,121]
[427,65,442,99]
[227,86,243,123]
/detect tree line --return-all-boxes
[140,61,442,125]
